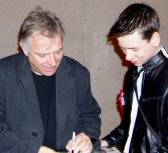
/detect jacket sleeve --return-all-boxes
[0,91,30,153]
[160,92,168,152]
[74,67,101,150]
[101,66,135,149]
[101,124,126,147]
[101,101,130,149]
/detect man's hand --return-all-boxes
[66,132,93,153]
[101,140,109,147]
[38,146,58,153]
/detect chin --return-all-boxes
[134,63,142,67]
[44,71,56,76]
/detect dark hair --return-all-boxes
[19,6,65,43]
[110,3,160,40]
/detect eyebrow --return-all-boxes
[52,46,63,53]
[35,46,63,55]
[120,46,139,50]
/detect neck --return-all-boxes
[31,68,42,75]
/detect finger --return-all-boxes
[101,140,109,147]
[66,140,73,152]
[74,134,93,153]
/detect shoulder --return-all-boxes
[161,58,168,72]
[0,53,25,75]
[63,56,90,76]
[124,65,136,81]
[0,52,24,67]
[155,58,168,83]
[127,64,136,74]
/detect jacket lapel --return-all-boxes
[55,57,75,134]
[19,55,75,134]
[19,57,43,126]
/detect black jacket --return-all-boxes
[102,51,168,153]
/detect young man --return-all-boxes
[0,7,101,153]
[101,3,168,153]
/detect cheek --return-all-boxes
[32,56,46,66]
[136,50,146,58]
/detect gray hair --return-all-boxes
[19,6,65,46]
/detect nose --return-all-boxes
[125,50,133,61]
[48,54,57,66]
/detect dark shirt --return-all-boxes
[32,72,56,150]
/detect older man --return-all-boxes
[0,6,101,153]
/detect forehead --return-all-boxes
[29,31,62,43]
[117,31,146,48]
[28,32,63,52]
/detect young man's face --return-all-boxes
[117,30,160,66]
[21,32,64,76]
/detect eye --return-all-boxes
[54,48,63,55]
[132,48,139,52]
[38,54,47,58]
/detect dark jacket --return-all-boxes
[0,53,101,153]
[102,51,168,153]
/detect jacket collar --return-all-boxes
[56,56,71,76]
[142,49,167,71]
[132,48,167,81]
[20,54,43,127]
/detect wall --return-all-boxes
[0,0,168,138]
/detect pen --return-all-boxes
[72,132,75,153]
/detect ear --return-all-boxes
[19,41,28,56]
[151,32,160,47]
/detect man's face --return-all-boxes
[22,32,64,76]
[117,30,160,66]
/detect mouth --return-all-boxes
[44,66,57,72]
[130,60,138,64]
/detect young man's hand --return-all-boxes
[101,140,109,147]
